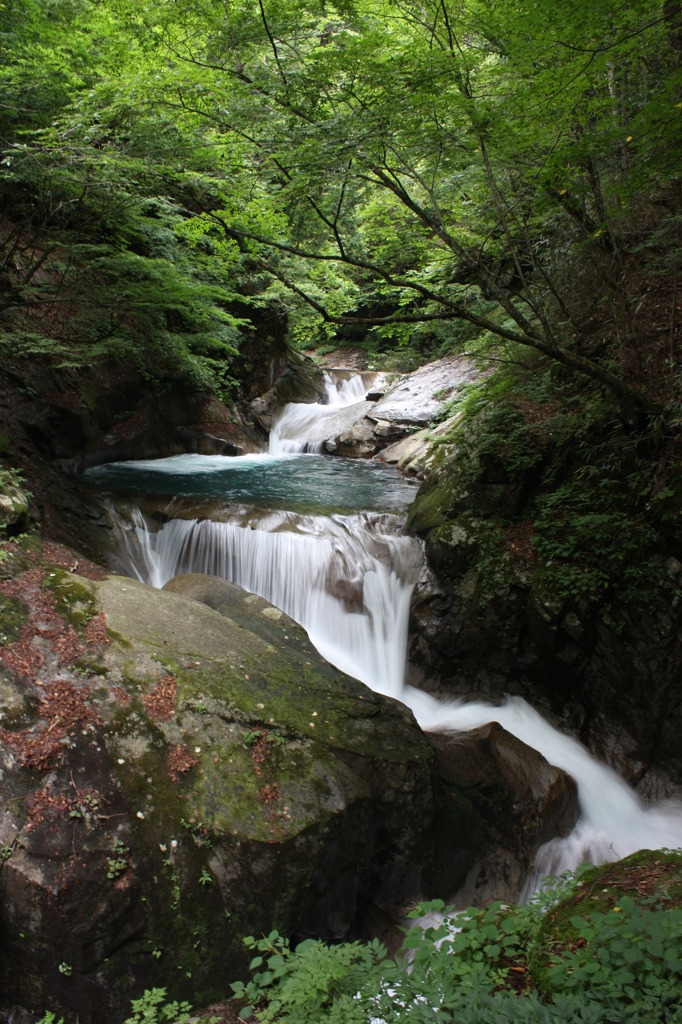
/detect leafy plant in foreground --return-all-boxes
[122,986,199,1024]
[231,863,682,1023]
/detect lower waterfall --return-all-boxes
[106,498,682,883]
[87,368,682,894]
[112,506,422,697]
[407,689,682,888]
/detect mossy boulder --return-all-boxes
[424,515,501,580]
[0,481,29,535]
[0,595,29,644]
[528,850,682,998]
[0,567,456,1023]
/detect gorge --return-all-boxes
[1,0,681,1018]
[83,370,682,895]
[1,351,681,1024]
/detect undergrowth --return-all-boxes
[35,987,219,1024]
[231,859,682,1023]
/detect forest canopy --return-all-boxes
[1,0,681,407]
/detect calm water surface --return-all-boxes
[84,452,419,515]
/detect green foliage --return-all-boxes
[532,478,660,613]
[529,397,680,613]
[122,987,194,1024]
[541,896,682,1007]
[424,359,681,616]
[0,465,26,493]
[106,839,129,879]
[231,863,682,1023]
[36,987,217,1024]
[242,730,265,747]
[231,931,388,1023]
[0,0,254,398]
[2,0,680,408]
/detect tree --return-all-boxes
[136,0,681,409]
[2,0,680,410]
[0,0,251,395]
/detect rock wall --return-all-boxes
[401,403,682,798]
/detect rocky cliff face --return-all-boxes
[400,392,682,798]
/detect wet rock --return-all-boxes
[370,355,483,426]
[289,400,376,452]
[409,548,682,791]
[248,354,326,432]
[375,427,432,476]
[282,358,486,461]
[424,516,488,578]
[428,723,579,906]
[162,574,247,614]
[312,347,369,371]
[335,418,378,459]
[0,567,458,1023]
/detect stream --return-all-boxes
[84,370,682,893]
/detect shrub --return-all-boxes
[231,858,682,1024]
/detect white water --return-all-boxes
[404,688,682,885]
[112,506,422,697]
[269,369,374,454]
[104,369,682,889]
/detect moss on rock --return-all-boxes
[42,568,98,626]
[0,566,459,1023]
[529,850,682,996]
[0,595,29,644]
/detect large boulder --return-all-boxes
[370,355,483,427]
[0,562,454,1023]
[0,480,29,535]
[428,723,579,906]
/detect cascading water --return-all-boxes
[270,369,376,454]
[87,368,682,893]
[110,505,422,697]
[406,688,682,888]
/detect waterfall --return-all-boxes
[405,688,682,886]
[111,505,422,697]
[269,369,376,455]
[95,368,682,894]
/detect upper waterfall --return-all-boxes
[109,505,422,697]
[269,369,377,455]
